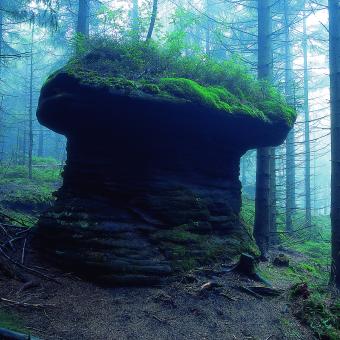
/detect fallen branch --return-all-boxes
[21,238,27,264]
[0,247,60,284]
[17,280,40,294]
[0,211,33,228]
[152,315,167,323]
[247,286,282,297]
[219,291,237,301]
[0,297,56,308]
[238,286,263,300]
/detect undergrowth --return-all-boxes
[0,157,61,225]
[242,197,339,339]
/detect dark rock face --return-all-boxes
[34,72,292,285]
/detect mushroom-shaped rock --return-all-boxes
[34,42,296,285]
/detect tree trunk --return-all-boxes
[303,3,311,228]
[38,129,44,157]
[0,6,4,164]
[28,25,34,180]
[131,0,139,38]
[269,147,278,244]
[283,0,296,233]
[146,0,158,41]
[77,0,90,37]
[329,0,340,288]
[254,0,273,259]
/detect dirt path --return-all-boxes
[0,250,314,340]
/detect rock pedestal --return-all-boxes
[34,66,293,285]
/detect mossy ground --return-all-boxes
[0,157,61,226]
[242,197,339,340]
[48,38,296,127]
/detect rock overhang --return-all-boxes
[38,72,294,154]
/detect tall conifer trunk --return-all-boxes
[329,0,340,288]
[303,2,311,228]
[254,0,273,259]
[146,0,158,40]
[131,0,139,38]
[0,5,4,163]
[28,25,34,180]
[284,0,296,233]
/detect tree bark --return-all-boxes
[38,129,44,157]
[284,0,296,234]
[131,0,139,38]
[254,0,273,259]
[146,0,158,41]
[303,2,312,228]
[329,0,340,288]
[77,0,90,37]
[269,147,278,244]
[28,25,34,180]
[0,5,4,164]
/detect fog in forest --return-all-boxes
[0,1,339,339]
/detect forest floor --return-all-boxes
[0,243,315,340]
[0,161,338,340]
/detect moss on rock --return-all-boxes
[45,39,296,128]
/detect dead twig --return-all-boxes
[0,211,33,228]
[238,286,263,300]
[0,297,55,308]
[152,315,167,323]
[21,238,27,264]
[0,247,61,284]
[17,280,40,294]
[220,291,237,301]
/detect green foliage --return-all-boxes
[241,197,338,339]
[50,38,295,126]
[292,290,340,340]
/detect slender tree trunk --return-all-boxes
[284,0,296,233]
[38,129,43,157]
[146,0,158,41]
[77,0,90,36]
[0,7,4,164]
[0,5,3,72]
[205,0,213,56]
[131,0,139,38]
[329,0,340,288]
[28,26,34,180]
[254,0,273,259]
[269,148,278,244]
[303,3,311,228]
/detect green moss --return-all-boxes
[48,38,296,127]
[140,83,161,95]
[158,77,266,119]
